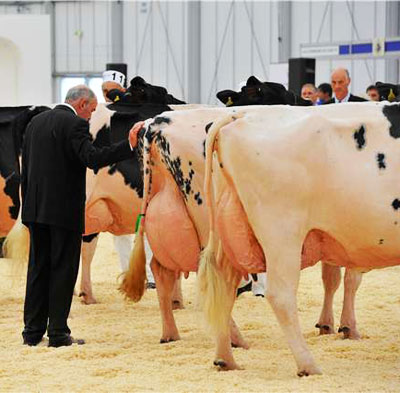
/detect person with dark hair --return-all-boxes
[21,85,139,348]
[316,83,332,104]
[366,85,380,101]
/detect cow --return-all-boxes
[217,77,363,338]
[197,101,400,376]
[120,107,252,346]
[0,106,49,237]
[79,101,172,304]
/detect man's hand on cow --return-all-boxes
[129,121,145,149]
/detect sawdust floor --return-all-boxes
[0,233,399,392]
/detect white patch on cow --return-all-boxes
[89,103,114,138]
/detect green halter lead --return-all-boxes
[135,214,145,234]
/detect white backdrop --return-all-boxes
[0,15,51,105]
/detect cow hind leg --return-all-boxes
[230,317,249,349]
[339,269,362,340]
[265,236,321,377]
[151,258,181,343]
[199,249,242,371]
[79,234,99,304]
[316,263,341,335]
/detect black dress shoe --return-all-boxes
[48,336,85,348]
[23,337,42,346]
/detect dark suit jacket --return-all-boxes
[21,105,133,233]
[326,94,367,104]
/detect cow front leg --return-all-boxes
[79,234,99,304]
[171,275,184,310]
[316,263,341,335]
[151,258,180,343]
[339,269,362,340]
[266,239,321,377]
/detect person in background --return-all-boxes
[366,85,380,102]
[301,83,318,105]
[102,70,127,101]
[102,70,156,288]
[316,83,332,105]
[327,68,367,103]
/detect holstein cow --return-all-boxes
[1,106,49,261]
[197,102,400,376]
[218,77,363,335]
[120,107,251,346]
[81,102,202,304]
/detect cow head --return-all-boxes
[217,76,312,107]
[125,76,186,105]
[375,82,400,102]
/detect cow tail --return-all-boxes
[3,214,30,281]
[120,127,151,302]
[197,114,239,335]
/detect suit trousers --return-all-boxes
[22,223,81,343]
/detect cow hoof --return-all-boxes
[172,300,185,310]
[79,292,97,305]
[230,339,249,350]
[297,365,322,377]
[315,323,334,335]
[338,326,361,340]
[213,359,241,371]
[160,336,180,344]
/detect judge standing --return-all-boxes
[21,85,139,347]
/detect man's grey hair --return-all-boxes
[301,83,317,92]
[65,85,96,103]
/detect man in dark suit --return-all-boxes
[21,85,139,347]
[326,68,367,104]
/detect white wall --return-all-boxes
[0,1,398,104]
[0,15,51,105]
[291,1,388,96]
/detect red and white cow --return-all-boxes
[198,102,400,376]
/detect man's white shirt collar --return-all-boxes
[334,91,350,103]
[59,103,77,115]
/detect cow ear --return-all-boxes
[130,76,146,87]
[216,90,238,106]
[246,75,262,86]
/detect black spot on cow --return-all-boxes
[379,239,384,245]
[153,116,171,125]
[145,168,150,174]
[205,122,213,134]
[392,199,400,210]
[155,131,194,200]
[377,153,386,170]
[82,233,99,243]
[194,192,203,205]
[382,104,400,139]
[202,139,206,158]
[353,125,366,150]
[189,161,192,166]
[219,162,223,169]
